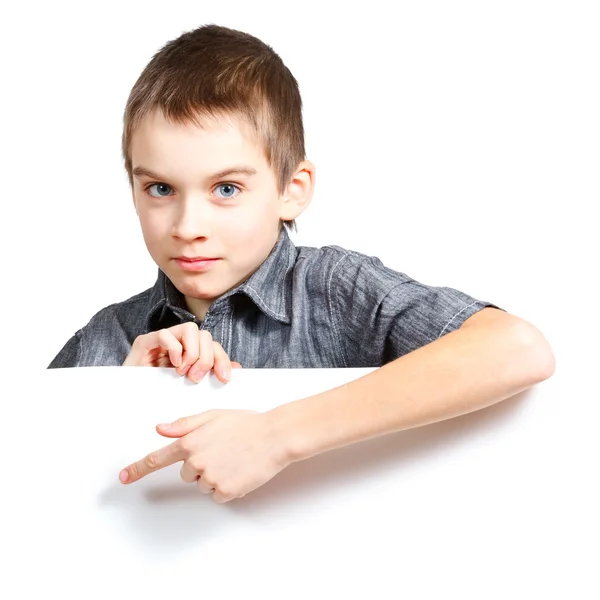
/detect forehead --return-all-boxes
[132,108,263,155]
[129,109,271,181]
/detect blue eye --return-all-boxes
[146,183,172,197]
[214,183,241,199]
[143,182,241,199]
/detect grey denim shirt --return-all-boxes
[48,228,502,369]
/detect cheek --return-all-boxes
[138,212,167,246]
[227,200,279,233]
[224,217,269,247]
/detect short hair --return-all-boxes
[121,24,306,231]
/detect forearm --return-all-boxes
[268,317,555,463]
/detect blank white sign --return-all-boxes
[1,366,595,598]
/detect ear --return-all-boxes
[279,160,315,221]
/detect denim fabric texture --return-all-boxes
[48,228,502,369]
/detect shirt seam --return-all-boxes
[74,328,84,367]
[328,251,353,368]
[228,305,234,356]
[243,284,288,321]
[437,300,480,338]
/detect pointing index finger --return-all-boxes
[119,439,185,484]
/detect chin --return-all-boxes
[178,277,227,299]
[174,280,215,298]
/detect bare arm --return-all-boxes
[268,308,555,463]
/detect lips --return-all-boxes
[174,256,220,272]
[176,256,217,262]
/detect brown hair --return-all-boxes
[121,24,306,231]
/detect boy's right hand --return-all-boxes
[123,323,241,384]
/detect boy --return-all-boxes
[48,24,555,503]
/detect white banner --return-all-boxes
[1,366,593,598]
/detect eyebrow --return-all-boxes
[132,165,258,181]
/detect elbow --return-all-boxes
[516,322,556,384]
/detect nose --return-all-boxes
[171,195,212,241]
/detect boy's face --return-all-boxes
[130,109,312,319]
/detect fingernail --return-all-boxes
[119,470,129,483]
[158,422,172,430]
[223,368,231,381]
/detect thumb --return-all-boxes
[156,410,221,437]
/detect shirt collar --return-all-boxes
[146,227,296,330]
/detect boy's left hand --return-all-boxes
[118,409,290,503]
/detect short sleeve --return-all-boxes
[330,251,504,367]
[47,330,83,369]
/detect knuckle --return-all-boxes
[178,435,192,454]
[156,329,172,346]
[128,463,140,479]
[215,490,230,502]
[187,455,203,472]
[196,357,213,372]
[173,416,188,429]
[184,345,200,362]
[132,333,149,348]
[215,483,235,499]
[144,452,160,470]
[179,465,190,482]
[201,473,216,489]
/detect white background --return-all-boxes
[0,0,597,370]
[2,366,597,598]
[0,1,598,596]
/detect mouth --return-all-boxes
[176,256,218,262]
[174,256,220,272]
